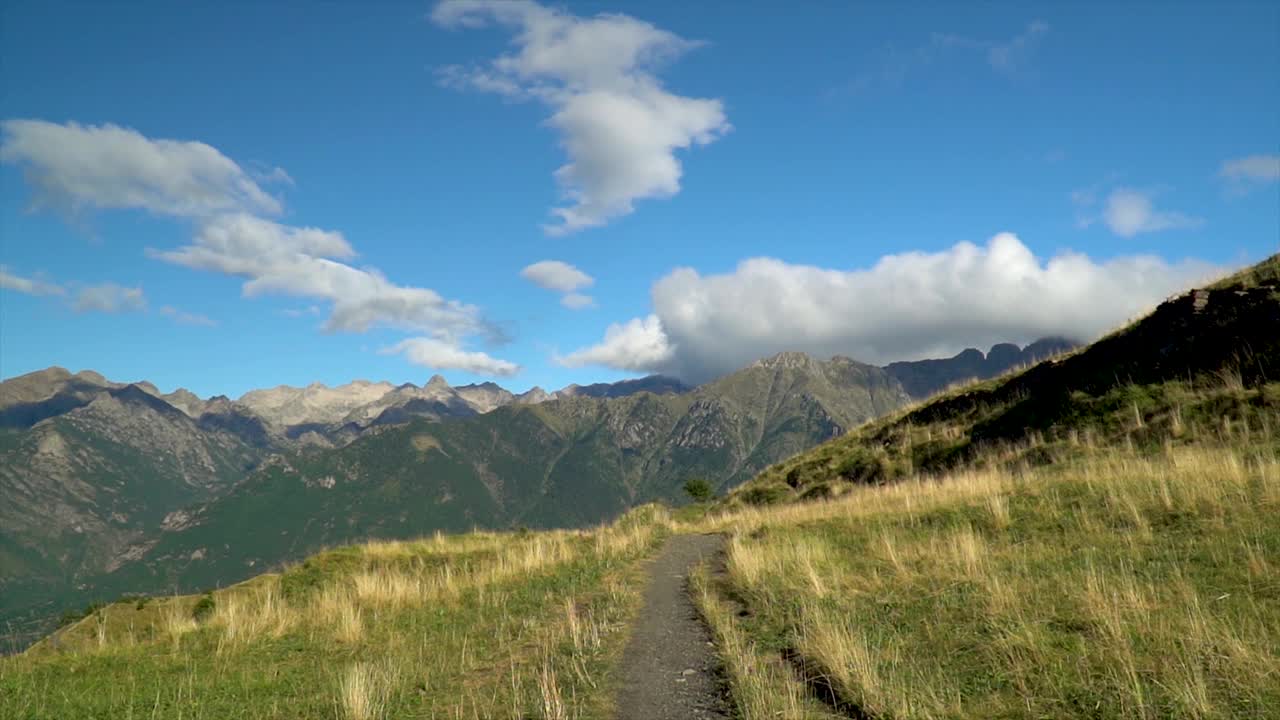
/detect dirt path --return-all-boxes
[614,533,731,720]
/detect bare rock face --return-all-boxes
[671,399,735,449]
[752,351,820,372]
[453,382,516,413]
[0,367,114,428]
[516,387,551,404]
[238,380,398,427]
[161,388,208,418]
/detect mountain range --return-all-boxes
[0,337,1071,648]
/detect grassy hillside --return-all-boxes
[64,357,906,628]
[0,387,264,649]
[6,258,1274,718]
[691,444,1279,719]
[732,254,1279,507]
[0,354,908,653]
[1,506,671,718]
[681,254,1280,718]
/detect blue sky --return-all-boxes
[1,0,1277,398]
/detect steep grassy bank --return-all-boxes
[1,506,671,719]
[686,256,1280,719]
[691,443,1279,719]
[735,255,1279,506]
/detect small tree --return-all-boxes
[683,477,714,503]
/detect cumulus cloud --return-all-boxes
[4,120,517,376]
[153,213,499,342]
[432,0,730,233]
[520,259,597,309]
[1220,154,1280,190]
[0,266,65,296]
[382,337,519,377]
[74,283,146,313]
[520,260,594,292]
[559,313,672,371]
[1102,189,1202,237]
[562,233,1218,383]
[0,119,282,219]
[159,305,217,327]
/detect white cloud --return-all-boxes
[432,0,730,233]
[2,267,159,319]
[0,266,65,296]
[1102,189,1202,237]
[5,120,519,377]
[1220,154,1280,183]
[74,284,146,313]
[160,305,217,327]
[153,213,498,341]
[560,292,595,309]
[563,233,1218,383]
[382,337,519,376]
[836,20,1049,97]
[520,260,594,292]
[558,313,673,371]
[987,20,1049,73]
[520,259,597,310]
[0,119,282,219]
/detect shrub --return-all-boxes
[740,484,789,506]
[684,477,714,502]
[835,447,892,484]
[191,593,216,622]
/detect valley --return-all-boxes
[2,254,1275,718]
[0,335,1064,650]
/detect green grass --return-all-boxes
[692,444,1280,719]
[691,258,1280,718]
[1,506,671,719]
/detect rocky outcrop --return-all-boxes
[884,337,1077,400]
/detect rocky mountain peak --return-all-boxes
[28,366,73,383]
[163,388,204,408]
[516,387,550,404]
[74,370,111,386]
[425,374,450,390]
[754,351,818,371]
[884,337,1081,400]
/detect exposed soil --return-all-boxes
[614,533,731,720]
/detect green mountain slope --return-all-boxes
[732,253,1280,505]
[1,354,908,648]
[0,385,266,647]
[96,354,906,598]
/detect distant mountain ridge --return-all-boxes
[2,338,1067,438]
[884,337,1077,400]
[0,337,1072,649]
[0,351,909,647]
[733,254,1280,508]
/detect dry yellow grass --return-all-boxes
[690,564,841,720]
[211,582,297,651]
[692,443,1280,719]
[337,661,394,720]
